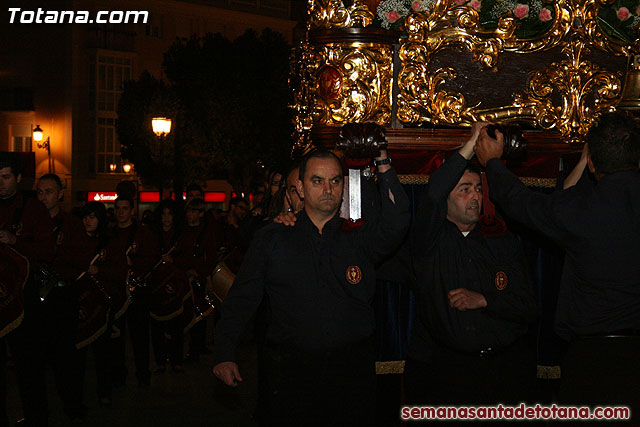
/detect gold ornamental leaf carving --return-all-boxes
[308,0,375,29]
[312,44,394,126]
[522,57,621,144]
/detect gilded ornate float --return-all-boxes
[292,0,640,154]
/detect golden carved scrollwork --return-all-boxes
[396,0,630,142]
[308,0,375,29]
[290,38,317,156]
[311,43,394,126]
[521,37,622,144]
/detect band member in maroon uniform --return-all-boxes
[38,174,88,421]
[36,174,77,242]
[51,201,110,416]
[150,200,185,372]
[0,154,54,427]
[176,198,218,362]
[101,196,157,387]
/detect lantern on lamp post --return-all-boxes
[33,124,53,173]
[152,117,172,137]
[151,117,174,201]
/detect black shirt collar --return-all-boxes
[299,209,342,236]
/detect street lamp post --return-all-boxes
[151,117,173,201]
[32,124,53,173]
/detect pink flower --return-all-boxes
[617,7,630,21]
[386,11,400,23]
[513,4,529,19]
[411,1,422,11]
[469,0,481,11]
[538,7,552,22]
[455,0,467,5]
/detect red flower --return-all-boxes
[386,11,401,23]
[617,7,630,21]
[513,4,529,19]
[538,7,552,22]
[469,0,481,11]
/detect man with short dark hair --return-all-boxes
[226,197,248,228]
[185,183,204,203]
[0,154,54,426]
[476,111,640,413]
[213,147,409,426]
[36,174,63,219]
[404,123,537,406]
[283,163,303,214]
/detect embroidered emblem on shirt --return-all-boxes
[495,271,508,290]
[346,266,362,285]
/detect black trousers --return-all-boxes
[93,315,126,398]
[260,339,376,427]
[0,339,8,427]
[150,315,183,367]
[188,319,206,356]
[128,294,150,383]
[404,336,536,406]
[43,287,85,418]
[4,299,48,426]
[559,335,640,424]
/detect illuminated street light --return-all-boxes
[152,117,172,137]
[33,124,53,173]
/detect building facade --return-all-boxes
[0,0,300,209]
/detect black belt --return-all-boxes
[440,341,515,360]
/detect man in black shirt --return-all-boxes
[477,111,640,413]
[404,123,537,406]
[213,148,409,426]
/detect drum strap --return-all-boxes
[158,226,180,254]
[125,223,139,266]
[194,222,209,259]
[6,195,25,234]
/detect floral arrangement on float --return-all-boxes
[375,0,555,37]
[376,0,435,30]
[375,0,640,41]
[598,0,640,43]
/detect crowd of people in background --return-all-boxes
[0,151,304,426]
[1,111,640,426]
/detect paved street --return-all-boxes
[6,319,260,427]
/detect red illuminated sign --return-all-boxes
[88,192,118,202]
[204,192,226,202]
[139,192,160,203]
[170,192,187,200]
